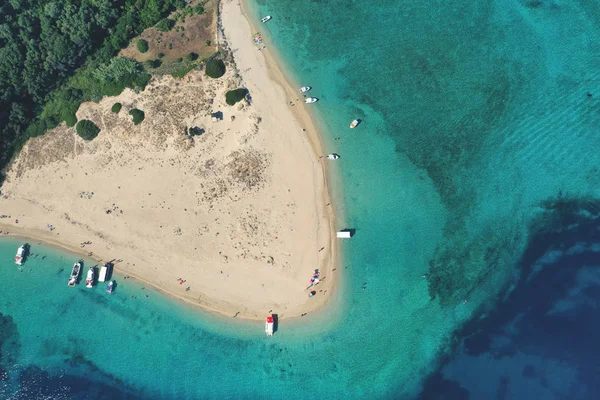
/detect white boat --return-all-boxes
[305,97,318,104]
[261,16,272,23]
[350,119,360,129]
[85,267,95,288]
[98,262,111,283]
[106,280,114,294]
[68,262,82,287]
[327,154,340,160]
[15,244,29,265]
[265,315,274,336]
[299,86,311,93]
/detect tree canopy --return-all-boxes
[76,120,100,141]
[129,108,145,125]
[205,59,225,79]
[225,89,249,106]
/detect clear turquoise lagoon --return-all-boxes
[3,0,600,398]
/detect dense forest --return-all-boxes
[0,0,187,179]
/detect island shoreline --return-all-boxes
[0,0,342,323]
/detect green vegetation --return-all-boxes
[173,4,205,22]
[111,103,122,113]
[205,40,212,47]
[205,59,226,79]
[0,0,188,179]
[155,18,175,32]
[225,89,249,106]
[76,120,101,141]
[137,39,150,53]
[185,52,198,62]
[144,59,162,69]
[129,109,145,125]
[157,53,166,59]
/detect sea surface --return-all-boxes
[2,0,600,398]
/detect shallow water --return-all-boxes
[3,0,600,398]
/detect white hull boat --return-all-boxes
[305,97,318,104]
[350,119,360,129]
[106,280,114,294]
[266,315,274,336]
[299,86,311,93]
[68,262,82,287]
[15,244,28,265]
[327,154,340,160]
[85,267,95,288]
[261,16,272,23]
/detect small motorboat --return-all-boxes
[15,244,29,265]
[265,315,274,336]
[305,97,318,104]
[350,119,360,129]
[327,154,340,160]
[68,262,82,287]
[85,267,95,288]
[261,16,272,23]
[299,86,311,93]
[106,280,114,294]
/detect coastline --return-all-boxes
[222,0,343,313]
[0,0,340,322]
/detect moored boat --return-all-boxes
[305,97,318,104]
[327,154,340,160]
[85,267,95,288]
[15,244,29,265]
[98,262,112,282]
[68,262,82,287]
[299,86,311,93]
[350,119,360,128]
[265,315,274,336]
[261,15,272,23]
[106,280,114,294]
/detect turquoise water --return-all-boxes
[3,0,600,398]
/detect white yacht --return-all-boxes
[266,315,274,336]
[327,154,340,160]
[350,119,360,128]
[261,16,272,23]
[299,86,311,93]
[305,97,318,104]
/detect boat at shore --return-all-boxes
[85,267,95,288]
[305,97,318,104]
[68,262,82,287]
[299,86,311,93]
[106,280,114,294]
[350,119,360,128]
[15,244,29,265]
[327,154,340,160]
[98,262,112,283]
[261,16,271,23]
[266,315,274,336]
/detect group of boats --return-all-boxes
[15,244,115,294]
[68,261,115,293]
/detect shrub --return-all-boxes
[157,52,165,59]
[205,59,225,79]
[155,18,175,32]
[144,59,161,68]
[137,39,149,53]
[111,103,122,113]
[185,52,198,62]
[205,40,211,46]
[76,120,100,140]
[129,109,145,125]
[225,89,249,106]
[194,5,205,14]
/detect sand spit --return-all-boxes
[0,0,336,321]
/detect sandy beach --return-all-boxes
[0,0,337,321]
